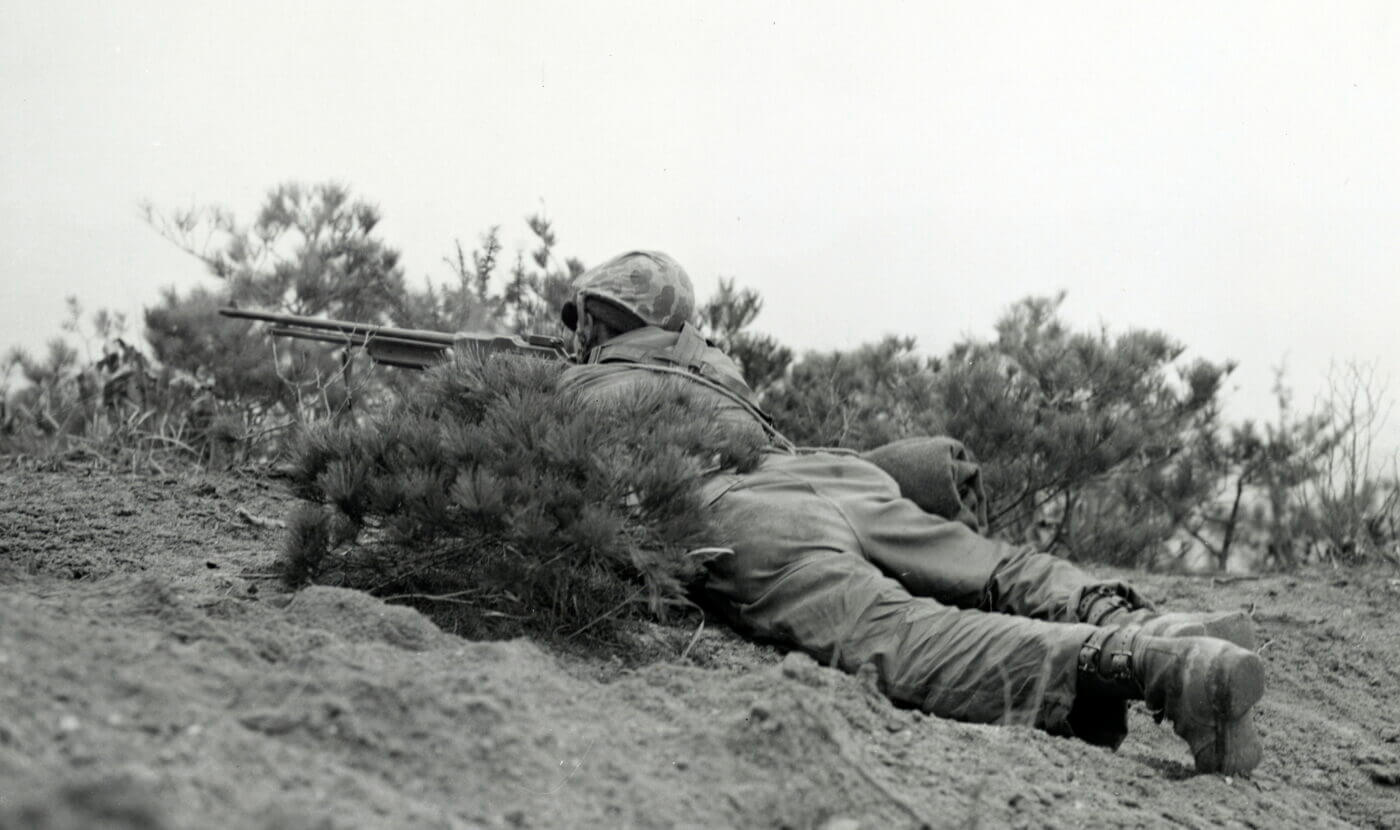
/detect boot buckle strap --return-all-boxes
[1078,625,1140,685]
[1104,650,1134,682]
[1077,627,1115,674]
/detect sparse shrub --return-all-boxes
[144,187,581,442]
[395,216,582,341]
[1296,360,1400,565]
[765,335,943,450]
[1161,368,1343,570]
[762,294,1236,566]
[0,299,227,470]
[143,182,407,431]
[280,349,766,642]
[698,278,794,391]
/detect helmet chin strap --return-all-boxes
[573,311,591,355]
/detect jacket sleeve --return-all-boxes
[860,436,988,533]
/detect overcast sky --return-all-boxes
[3,1,1398,451]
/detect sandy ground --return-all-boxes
[1,465,1398,829]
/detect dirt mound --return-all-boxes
[279,587,452,652]
[2,466,1398,828]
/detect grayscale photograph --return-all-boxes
[2,2,1398,828]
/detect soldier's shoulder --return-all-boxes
[558,362,653,397]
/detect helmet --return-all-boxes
[561,250,696,332]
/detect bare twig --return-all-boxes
[236,505,286,529]
[680,612,707,661]
[379,588,487,603]
[567,587,644,640]
[1210,575,1263,585]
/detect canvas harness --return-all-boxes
[588,323,795,450]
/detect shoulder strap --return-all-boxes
[588,341,652,366]
[591,324,708,370]
[590,361,794,450]
[668,323,709,370]
[586,325,793,449]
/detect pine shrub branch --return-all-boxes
[280,350,764,642]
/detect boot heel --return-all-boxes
[1194,651,1265,774]
[1210,650,1265,719]
[1198,711,1264,775]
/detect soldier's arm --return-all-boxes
[860,436,988,533]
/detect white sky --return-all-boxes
[3,1,1398,451]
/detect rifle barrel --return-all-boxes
[220,308,456,346]
[267,326,447,352]
[268,327,367,346]
[221,306,572,366]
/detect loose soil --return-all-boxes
[1,465,1397,829]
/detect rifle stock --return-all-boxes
[219,308,572,369]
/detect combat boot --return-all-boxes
[1079,587,1257,650]
[1078,627,1265,775]
[1106,608,1257,651]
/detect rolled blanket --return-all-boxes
[860,436,989,533]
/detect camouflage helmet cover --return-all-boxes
[561,250,696,332]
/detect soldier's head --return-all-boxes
[562,250,695,353]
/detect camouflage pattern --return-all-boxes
[561,250,696,332]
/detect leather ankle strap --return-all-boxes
[1078,627,1114,674]
[1078,626,1141,688]
[1077,585,1135,625]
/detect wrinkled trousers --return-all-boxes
[700,451,1132,745]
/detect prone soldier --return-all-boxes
[557,250,1265,775]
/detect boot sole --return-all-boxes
[1209,647,1264,718]
[1200,648,1266,774]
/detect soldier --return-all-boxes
[558,251,1266,775]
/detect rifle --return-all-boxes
[218,308,573,369]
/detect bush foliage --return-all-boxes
[762,295,1236,565]
[280,350,765,640]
